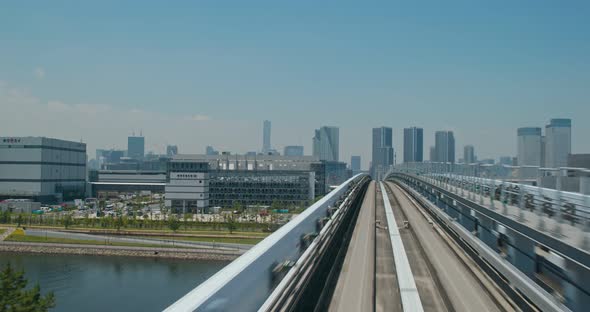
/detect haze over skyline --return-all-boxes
[1,1,589,169]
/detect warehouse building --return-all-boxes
[0,137,86,203]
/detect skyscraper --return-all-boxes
[206,146,219,155]
[312,126,339,161]
[429,146,436,162]
[499,156,513,166]
[403,127,423,163]
[434,131,455,163]
[284,145,304,157]
[350,156,361,175]
[463,145,476,164]
[166,145,178,157]
[545,118,572,168]
[372,127,394,178]
[127,135,145,160]
[517,127,542,166]
[262,120,271,154]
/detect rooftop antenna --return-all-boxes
[140,129,143,137]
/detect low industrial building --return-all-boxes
[0,199,41,214]
[88,154,350,213]
[0,137,86,203]
[164,159,210,213]
[88,170,166,197]
[165,155,322,213]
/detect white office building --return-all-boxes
[165,158,209,213]
[545,119,572,168]
[517,127,542,166]
[0,137,86,202]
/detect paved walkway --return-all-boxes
[0,227,15,241]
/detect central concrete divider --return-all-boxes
[379,182,424,312]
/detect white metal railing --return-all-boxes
[388,164,590,253]
[389,163,590,229]
[165,174,369,312]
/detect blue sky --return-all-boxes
[1,1,589,168]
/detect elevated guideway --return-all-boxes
[330,181,510,312]
[384,182,507,312]
[389,168,579,312]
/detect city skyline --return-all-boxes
[6,116,578,169]
[1,3,590,312]
[2,2,589,169]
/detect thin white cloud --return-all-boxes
[47,100,69,111]
[187,114,211,121]
[74,103,111,115]
[0,81,234,156]
[34,67,45,79]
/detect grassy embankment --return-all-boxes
[5,229,189,249]
[14,225,269,238]
[152,236,264,245]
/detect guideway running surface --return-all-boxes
[329,181,376,312]
[375,180,402,312]
[386,182,504,312]
[382,184,451,312]
[379,182,424,312]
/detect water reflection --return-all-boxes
[0,253,228,312]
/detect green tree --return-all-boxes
[168,216,180,233]
[0,263,55,311]
[63,214,73,229]
[232,201,243,213]
[227,214,237,234]
[159,200,168,221]
[183,213,191,230]
[115,215,124,231]
[83,213,91,227]
[0,211,10,224]
[16,214,23,227]
[270,200,281,212]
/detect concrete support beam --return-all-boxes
[564,260,590,312]
[477,213,497,251]
[446,199,458,220]
[506,229,536,278]
[459,204,475,232]
[580,176,590,195]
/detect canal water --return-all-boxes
[0,253,228,312]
